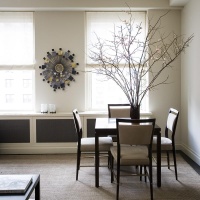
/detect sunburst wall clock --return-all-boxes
[39,48,79,91]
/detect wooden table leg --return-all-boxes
[157,131,161,187]
[95,134,99,187]
[35,176,40,200]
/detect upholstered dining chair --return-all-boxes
[108,104,131,118]
[108,104,131,142]
[110,118,156,200]
[152,108,179,180]
[72,109,113,180]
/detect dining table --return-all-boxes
[95,118,161,188]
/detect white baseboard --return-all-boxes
[0,145,77,154]
[1,143,199,167]
[180,143,200,166]
[175,143,182,150]
[168,143,200,166]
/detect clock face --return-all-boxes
[55,64,64,73]
[39,48,79,91]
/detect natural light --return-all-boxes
[86,11,148,112]
[0,12,34,111]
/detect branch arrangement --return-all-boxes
[89,11,193,108]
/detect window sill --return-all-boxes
[0,111,152,118]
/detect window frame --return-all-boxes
[85,11,149,112]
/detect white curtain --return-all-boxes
[0,12,34,66]
[86,11,146,64]
[86,12,148,111]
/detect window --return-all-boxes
[86,12,148,111]
[0,12,34,111]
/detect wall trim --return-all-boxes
[0,145,77,154]
[0,143,199,167]
[180,143,200,166]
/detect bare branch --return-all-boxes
[88,10,194,108]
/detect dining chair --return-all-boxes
[108,104,131,118]
[110,118,156,200]
[72,109,113,180]
[152,108,179,180]
[108,104,131,142]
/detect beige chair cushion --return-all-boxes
[118,123,153,145]
[110,106,130,118]
[81,136,113,152]
[110,145,149,165]
[152,136,172,151]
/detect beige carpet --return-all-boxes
[0,153,199,200]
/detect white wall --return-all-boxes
[35,11,86,112]
[181,0,200,165]
[148,10,181,145]
[33,10,183,143]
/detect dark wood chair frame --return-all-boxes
[153,108,179,180]
[110,118,156,200]
[164,108,179,180]
[73,109,112,180]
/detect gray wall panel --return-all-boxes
[36,119,77,142]
[0,120,30,143]
[87,119,96,137]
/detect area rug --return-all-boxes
[0,153,199,200]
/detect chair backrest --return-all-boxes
[166,108,179,139]
[72,109,82,139]
[108,104,131,118]
[116,118,156,146]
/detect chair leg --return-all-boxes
[108,151,111,169]
[116,161,120,200]
[111,155,114,183]
[76,150,81,181]
[140,166,143,181]
[149,164,153,200]
[144,166,147,182]
[172,147,178,180]
[167,151,170,169]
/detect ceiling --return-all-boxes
[169,0,189,6]
[0,0,189,11]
